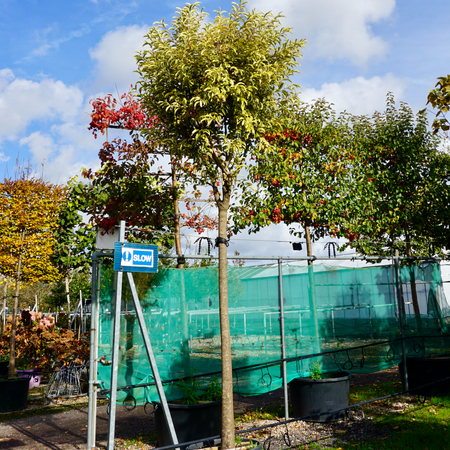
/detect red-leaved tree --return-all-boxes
[86,90,217,254]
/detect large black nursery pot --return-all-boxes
[0,377,29,413]
[153,400,222,449]
[400,356,450,397]
[289,372,351,422]
[0,361,8,378]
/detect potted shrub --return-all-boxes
[0,309,90,411]
[153,376,222,449]
[289,361,351,422]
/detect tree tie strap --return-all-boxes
[215,237,229,247]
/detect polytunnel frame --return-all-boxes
[86,244,441,450]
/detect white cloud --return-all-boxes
[89,25,148,92]
[19,132,54,162]
[0,69,14,90]
[31,25,91,57]
[18,129,101,184]
[300,74,406,115]
[0,70,84,141]
[248,0,395,66]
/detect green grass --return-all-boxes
[116,431,157,448]
[345,396,450,450]
[300,381,450,450]
[350,379,403,404]
[236,403,284,423]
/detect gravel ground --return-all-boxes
[0,367,402,450]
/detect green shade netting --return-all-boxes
[95,262,450,405]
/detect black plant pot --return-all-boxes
[154,400,222,449]
[400,356,450,397]
[289,372,351,422]
[0,377,29,413]
[0,361,8,378]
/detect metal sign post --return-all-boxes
[106,223,126,450]
[87,254,100,450]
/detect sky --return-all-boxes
[0,0,449,259]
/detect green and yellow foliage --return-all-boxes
[0,164,66,284]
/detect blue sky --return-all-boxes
[1,0,449,256]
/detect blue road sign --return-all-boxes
[114,242,159,273]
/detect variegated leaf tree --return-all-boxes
[135,2,305,447]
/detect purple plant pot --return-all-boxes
[17,368,42,389]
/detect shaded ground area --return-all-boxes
[0,367,400,450]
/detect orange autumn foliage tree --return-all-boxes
[0,164,66,377]
[0,310,89,372]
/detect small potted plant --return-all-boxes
[153,376,222,449]
[289,360,351,422]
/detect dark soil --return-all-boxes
[0,367,400,450]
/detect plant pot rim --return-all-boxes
[406,355,450,361]
[291,371,351,383]
[187,438,261,450]
[0,376,30,382]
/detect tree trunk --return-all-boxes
[217,200,234,450]
[9,242,23,379]
[1,280,7,336]
[406,237,423,334]
[172,162,183,267]
[305,225,313,266]
[304,225,320,352]
[172,163,191,375]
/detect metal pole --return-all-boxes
[278,258,289,420]
[126,272,179,447]
[394,249,408,391]
[80,290,84,334]
[158,254,422,262]
[107,221,126,450]
[87,255,99,450]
